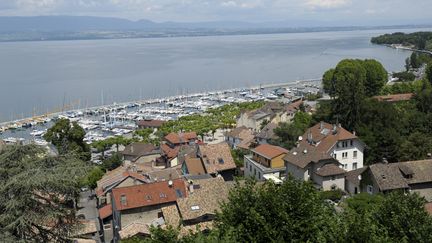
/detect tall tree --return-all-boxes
[44,118,90,160]
[362,59,388,96]
[322,68,336,97]
[0,144,90,242]
[332,59,367,130]
[215,178,343,242]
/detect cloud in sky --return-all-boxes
[0,0,430,24]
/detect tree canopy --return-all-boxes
[44,118,90,160]
[0,144,90,242]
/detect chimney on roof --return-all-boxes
[353,131,356,136]
[307,131,313,144]
[338,123,342,128]
[189,180,194,194]
[131,145,134,153]
[332,124,337,135]
[320,121,324,130]
[168,180,173,187]
[427,153,432,158]
[382,158,388,164]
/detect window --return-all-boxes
[334,153,337,159]
[120,195,127,206]
[250,165,252,172]
[350,140,353,146]
[159,193,167,198]
[353,151,357,159]
[367,185,373,194]
[145,194,152,200]
[344,164,348,169]
[353,162,358,170]
[191,205,200,211]
[218,158,224,164]
[258,172,261,179]
[342,152,348,159]
[175,189,184,198]
[254,168,256,176]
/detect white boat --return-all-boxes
[30,129,46,137]
[34,139,48,146]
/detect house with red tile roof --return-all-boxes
[136,119,165,130]
[244,144,288,183]
[111,179,187,241]
[197,142,237,181]
[283,122,364,191]
[164,132,197,148]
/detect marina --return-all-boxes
[0,79,321,145]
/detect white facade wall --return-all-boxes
[314,175,345,191]
[244,157,282,181]
[330,139,364,171]
[285,162,309,181]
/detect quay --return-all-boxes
[0,78,322,136]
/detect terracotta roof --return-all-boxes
[315,164,346,177]
[285,100,303,114]
[161,205,181,227]
[236,134,256,150]
[145,167,182,183]
[161,144,180,159]
[369,159,432,191]
[177,145,198,164]
[373,93,414,102]
[256,122,278,140]
[121,143,160,158]
[198,142,236,174]
[184,158,206,175]
[284,122,357,169]
[369,163,409,191]
[119,222,150,239]
[177,177,229,221]
[137,119,165,128]
[252,144,288,160]
[98,204,112,219]
[96,169,150,197]
[226,126,250,138]
[73,220,98,236]
[112,179,187,211]
[165,132,197,145]
[345,167,368,185]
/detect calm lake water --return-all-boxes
[0,28,429,122]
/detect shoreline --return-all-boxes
[0,78,321,133]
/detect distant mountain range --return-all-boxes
[0,16,431,32]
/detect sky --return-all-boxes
[0,0,431,25]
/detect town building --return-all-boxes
[225,126,255,149]
[164,132,197,148]
[136,119,165,130]
[121,143,161,164]
[197,142,237,181]
[356,159,432,201]
[111,179,187,241]
[256,122,278,145]
[244,144,288,183]
[283,122,364,191]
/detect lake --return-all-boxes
[0,28,429,122]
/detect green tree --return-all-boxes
[82,166,105,190]
[215,178,343,242]
[410,52,420,68]
[322,68,336,97]
[356,99,402,164]
[373,192,432,242]
[102,152,123,171]
[362,59,388,96]
[415,81,432,113]
[332,59,367,130]
[92,140,111,159]
[0,144,90,242]
[44,118,90,160]
[427,64,432,85]
[274,111,312,149]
